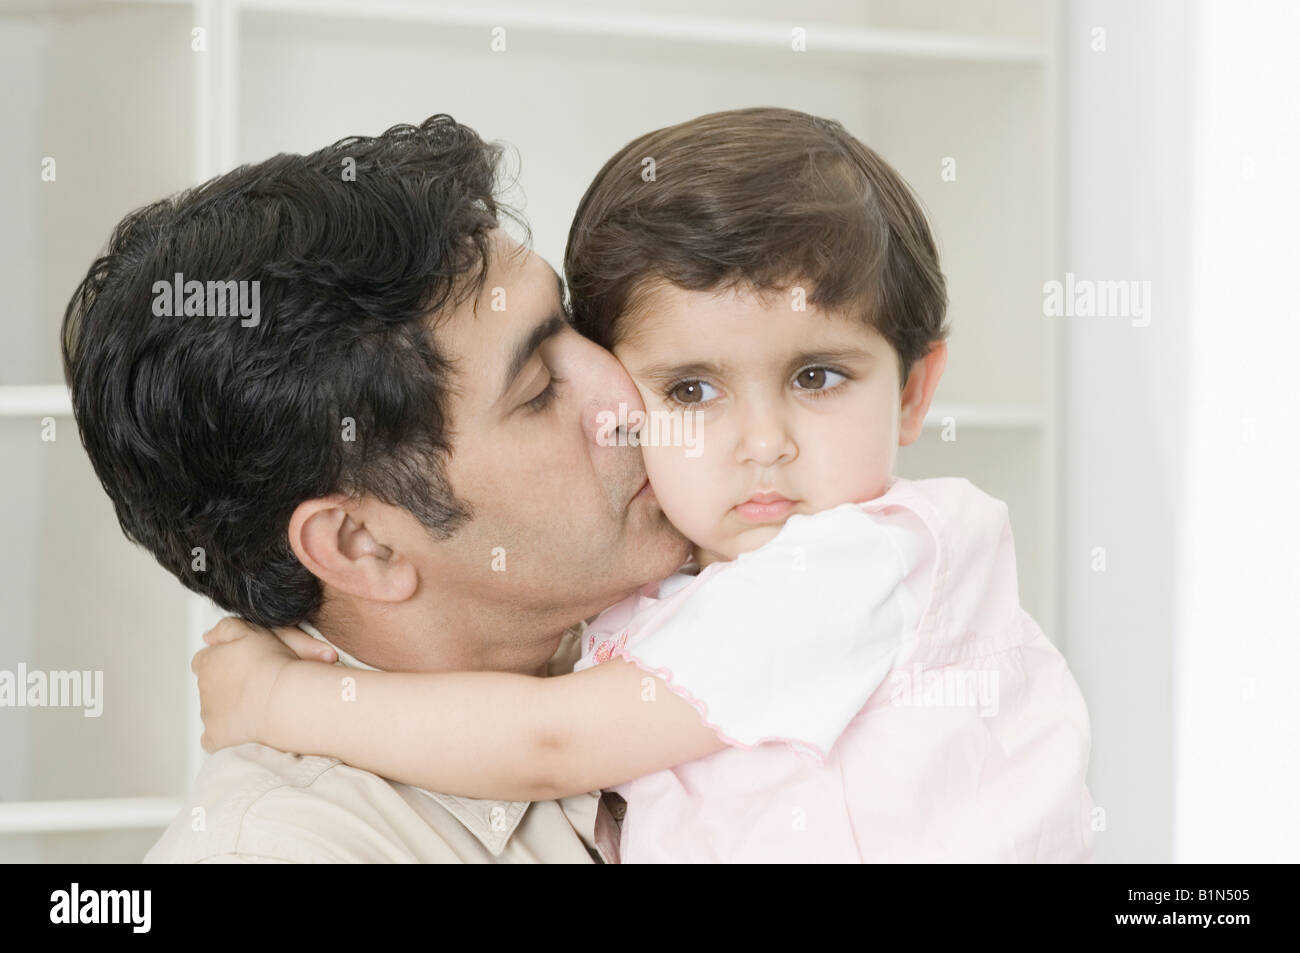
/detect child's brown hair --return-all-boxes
[564,107,949,387]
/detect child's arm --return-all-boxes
[196,501,926,802]
[193,623,726,802]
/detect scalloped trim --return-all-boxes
[608,647,833,766]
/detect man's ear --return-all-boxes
[898,340,948,447]
[288,496,419,603]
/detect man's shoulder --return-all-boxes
[143,743,428,864]
[144,742,605,864]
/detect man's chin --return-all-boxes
[611,487,692,579]
[642,514,693,574]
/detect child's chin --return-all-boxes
[722,524,785,560]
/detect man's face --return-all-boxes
[421,231,690,627]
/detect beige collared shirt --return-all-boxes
[144,623,621,864]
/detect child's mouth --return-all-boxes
[733,493,796,523]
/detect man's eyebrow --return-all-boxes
[500,312,568,403]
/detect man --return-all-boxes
[61,115,689,862]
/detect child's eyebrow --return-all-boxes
[783,347,874,372]
[635,360,729,383]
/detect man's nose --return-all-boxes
[578,339,645,447]
[735,399,797,467]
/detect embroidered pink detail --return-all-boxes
[593,631,629,664]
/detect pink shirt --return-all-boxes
[574,476,1094,863]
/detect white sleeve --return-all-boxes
[617,502,927,762]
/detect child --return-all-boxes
[195,108,1094,863]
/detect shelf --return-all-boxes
[0,385,72,417]
[128,0,1047,67]
[923,402,1046,430]
[0,797,181,834]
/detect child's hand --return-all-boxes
[191,618,337,753]
[201,617,338,662]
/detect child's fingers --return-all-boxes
[272,626,338,663]
[203,616,255,646]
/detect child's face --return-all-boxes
[613,283,905,565]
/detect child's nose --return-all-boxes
[735,403,797,468]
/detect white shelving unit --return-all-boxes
[0,0,1061,860]
[0,386,72,417]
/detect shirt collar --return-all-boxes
[295,619,531,857]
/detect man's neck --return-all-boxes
[311,592,580,676]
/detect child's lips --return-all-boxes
[733,493,796,523]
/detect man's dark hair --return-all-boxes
[564,107,949,387]
[62,115,512,627]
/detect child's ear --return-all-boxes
[288,496,419,604]
[898,340,948,447]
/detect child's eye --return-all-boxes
[792,367,847,392]
[667,380,719,404]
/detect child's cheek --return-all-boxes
[802,402,896,506]
[641,441,722,551]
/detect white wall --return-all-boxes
[0,16,47,846]
[1063,0,1300,863]
[1175,0,1300,863]
[1061,0,1194,865]
[0,4,196,862]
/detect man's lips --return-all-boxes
[733,492,796,523]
